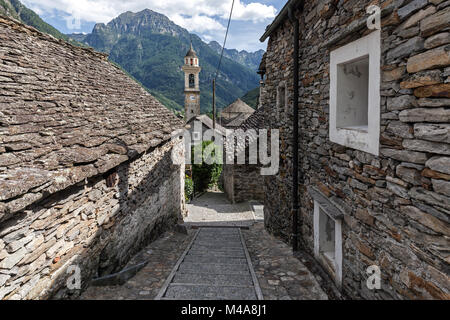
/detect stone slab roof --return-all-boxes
[231,106,267,159]
[223,113,252,128]
[187,115,229,137]
[240,106,266,131]
[221,99,255,115]
[0,15,184,219]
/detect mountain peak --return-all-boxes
[207,41,265,72]
[103,8,188,40]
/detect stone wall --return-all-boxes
[223,106,266,204]
[0,139,185,300]
[262,0,449,299]
[223,164,264,203]
[223,164,235,203]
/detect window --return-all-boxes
[336,56,369,129]
[276,82,287,121]
[189,74,195,88]
[313,200,343,288]
[193,131,201,141]
[330,30,380,156]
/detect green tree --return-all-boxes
[191,141,222,194]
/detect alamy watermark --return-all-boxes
[366,5,381,31]
[171,120,279,176]
[66,265,81,290]
[366,265,381,290]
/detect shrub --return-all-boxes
[185,175,194,202]
[191,141,223,194]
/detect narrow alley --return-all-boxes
[80,192,328,300]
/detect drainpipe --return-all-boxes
[288,4,300,252]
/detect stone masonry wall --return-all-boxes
[0,139,185,300]
[263,0,449,299]
[223,164,264,203]
[223,164,235,203]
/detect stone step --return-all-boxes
[194,241,242,249]
[172,273,254,287]
[194,239,242,246]
[183,256,248,265]
[189,246,244,255]
[187,250,245,258]
[196,235,241,241]
[164,284,257,300]
[198,231,241,236]
[200,227,241,233]
[178,262,249,275]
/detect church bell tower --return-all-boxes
[182,43,201,122]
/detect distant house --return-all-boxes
[259,0,450,300]
[0,16,185,300]
[219,98,255,129]
[186,114,228,146]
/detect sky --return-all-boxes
[21,0,287,52]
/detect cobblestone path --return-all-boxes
[80,192,329,300]
[184,191,258,227]
[155,227,263,300]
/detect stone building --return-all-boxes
[259,0,449,299]
[223,106,266,204]
[219,98,255,129]
[0,16,185,299]
[186,114,228,147]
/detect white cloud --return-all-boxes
[226,1,277,22]
[170,14,226,34]
[22,0,276,24]
[21,0,275,51]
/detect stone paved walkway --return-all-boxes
[80,230,196,300]
[184,191,258,227]
[156,227,263,300]
[80,192,328,300]
[243,222,328,300]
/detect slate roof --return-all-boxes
[260,0,303,42]
[221,99,255,115]
[0,16,184,219]
[185,43,197,58]
[187,115,229,137]
[222,113,252,128]
[240,106,266,131]
[233,106,267,159]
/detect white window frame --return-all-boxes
[330,30,380,156]
[314,200,343,288]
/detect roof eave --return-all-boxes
[260,0,303,42]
